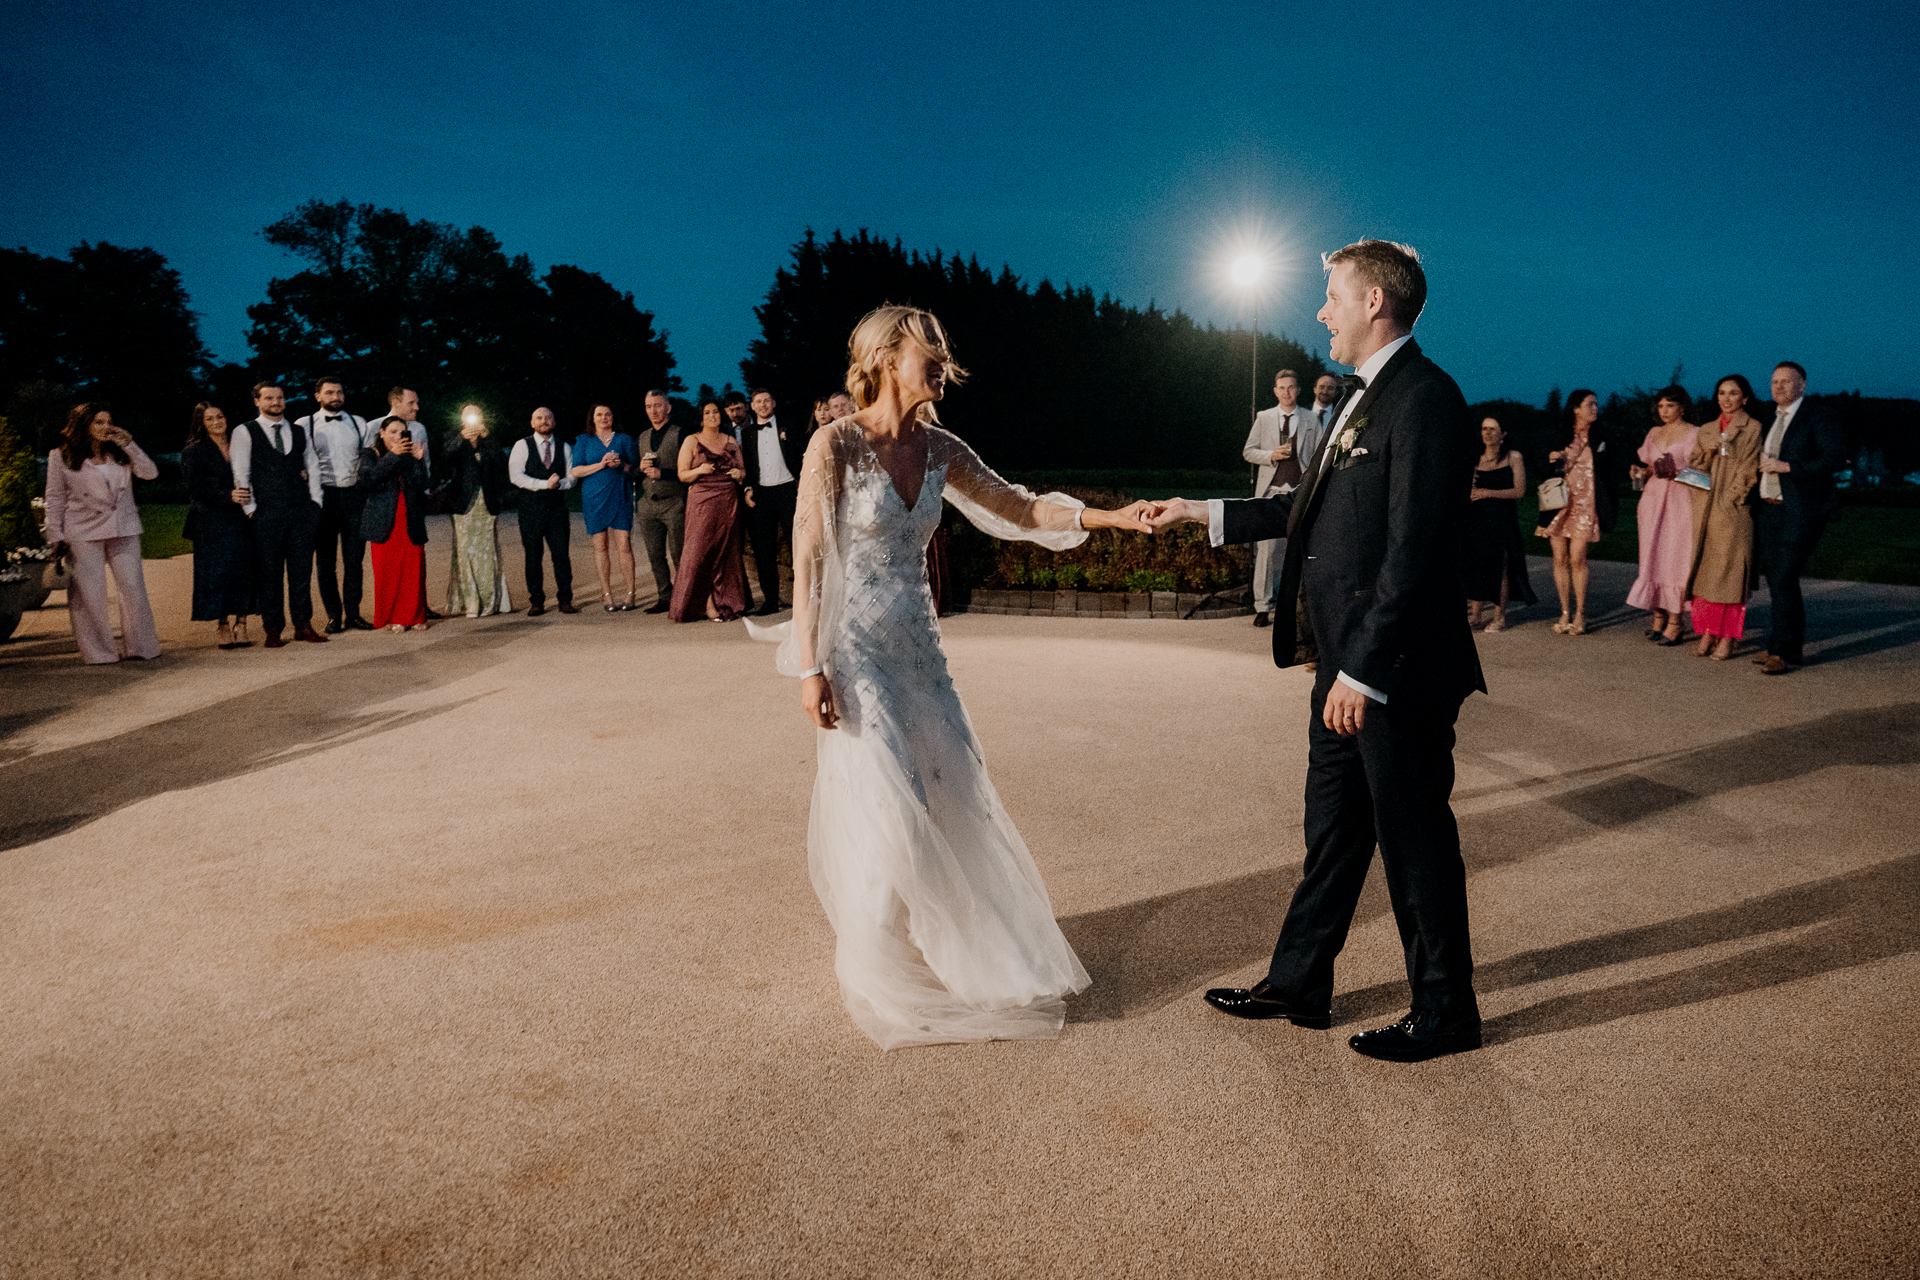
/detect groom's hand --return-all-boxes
[1323,680,1373,737]
[1144,498,1204,532]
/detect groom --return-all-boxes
[1148,240,1485,1062]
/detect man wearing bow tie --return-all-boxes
[742,389,802,616]
[231,380,328,647]
[296,376,374,632]
[1147,241,1485,1062]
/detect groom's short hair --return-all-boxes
[1324,240,1427,326]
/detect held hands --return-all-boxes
[1079,500,1155,533]
[802,673,839,730]
[545,475,559,490]
[1139,498,1206,533]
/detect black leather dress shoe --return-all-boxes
[754,601,784,617]
[345,616,375,631]
[1349,1009,1482,1062]
[324,617,344,634]
[526,604,546,617]
[1203,982,1331,1028]
[1253,611,1272,628]
[425,607,444,620]
[643,601,671,614]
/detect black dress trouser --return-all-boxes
[745,480,797,608]
[314,485,366,622]
[252,503,319,634]
[519,499,573,607]
[1266,675,1477,1014]
[1757,505,1825,663]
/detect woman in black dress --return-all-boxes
[181,402,258,649]
[1462,416,1536,631]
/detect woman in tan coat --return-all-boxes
[1686,375,1763,660]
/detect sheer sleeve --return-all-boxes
[758,424,853,678]
[932,430,1088,550]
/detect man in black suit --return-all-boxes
[1148,240,1485,1062]
[741,388,804,616]
[1754,361,1848,674]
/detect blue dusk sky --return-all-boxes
[4,0,1917,404]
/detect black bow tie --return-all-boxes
[324,413,342,421]
[1342,374,1368,392]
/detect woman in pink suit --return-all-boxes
[1626,386,1700,645]
[44,402,162,664]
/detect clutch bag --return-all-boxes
[1536,476,1569,511]
[1676,468,1713,491]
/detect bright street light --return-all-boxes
[1230,253,1263,289]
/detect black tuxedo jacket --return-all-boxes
[741,412,805,491]
[1220,339,1486,704]
[1767,400,1848,533]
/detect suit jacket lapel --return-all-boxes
[1286,339,1422,541]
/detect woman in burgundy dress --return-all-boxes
[669,399,750,622]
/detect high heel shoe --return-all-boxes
[1710,636,1734,661]
[603,591,617,614]
[617,590,637,612]
[1568,613,1587,636]
[1552,612,1572,634]
[1695,635,1715,657]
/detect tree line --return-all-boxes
[4,211,1914,483]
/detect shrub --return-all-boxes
[946,484,1251,594]
[0,416,43,555]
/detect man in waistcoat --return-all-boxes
[231,380,328,647]
[507,406,578,615]
[634,389,687,612]
[295,375,373,632]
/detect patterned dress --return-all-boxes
[447,491,511,616]
[1538,431,1600,544]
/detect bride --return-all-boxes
[763,305,1150,1049]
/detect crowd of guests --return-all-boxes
[41,360,1848,674]
[36,377,858,663]
[1453,361,1846,673]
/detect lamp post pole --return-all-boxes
[1250,295,1258,427]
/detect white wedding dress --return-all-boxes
[756,421,1092,1049]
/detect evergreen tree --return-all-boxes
[741,229,1326,470]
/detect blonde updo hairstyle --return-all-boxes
[844,305,968,423]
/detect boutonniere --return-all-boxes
[1334,416,1369,461]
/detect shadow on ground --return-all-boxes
[1063,702,1920,1024]
[0,620,537,852]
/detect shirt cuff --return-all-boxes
[1337,671,1388,704]
[1206,499,1225,548]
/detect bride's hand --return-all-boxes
[803,673,839,730]
[1083,500,1154,533]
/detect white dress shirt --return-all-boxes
[230,417,324,515]
[1207,334,1416,704]
[752,415,795,487]
[509,435,577,490]
[297,410,370,487]
[1760,397,1800,502]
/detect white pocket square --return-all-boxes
[1351,447,1369,456]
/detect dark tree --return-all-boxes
[247,200,679,443]
[741,229,1327,471]
[0,242,211,449]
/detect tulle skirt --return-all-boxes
[808,610,1089,1050]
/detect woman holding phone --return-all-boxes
[359,417,431,631]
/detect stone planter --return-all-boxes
[0,576,33,642]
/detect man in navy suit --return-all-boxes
[1148,240,1485,1062]
[1755,361,1848,674]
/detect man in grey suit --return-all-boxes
[1242,369,1309,626]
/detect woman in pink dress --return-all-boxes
[1535,389,1603,635]
[669,399,750,622]
[1626,386,1701,645]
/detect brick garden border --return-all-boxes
[961,585,1254,620]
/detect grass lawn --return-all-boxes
[139,504,193,560]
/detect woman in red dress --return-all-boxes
[359,418,431,631]
[669,399,750,622]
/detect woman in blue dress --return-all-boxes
[569,402,639,611]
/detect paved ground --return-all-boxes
[3,522,1917,1278]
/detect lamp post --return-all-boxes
[1231,253,1262,426]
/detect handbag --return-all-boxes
[1676,468,1713,491]
[1536,476,1569,511]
